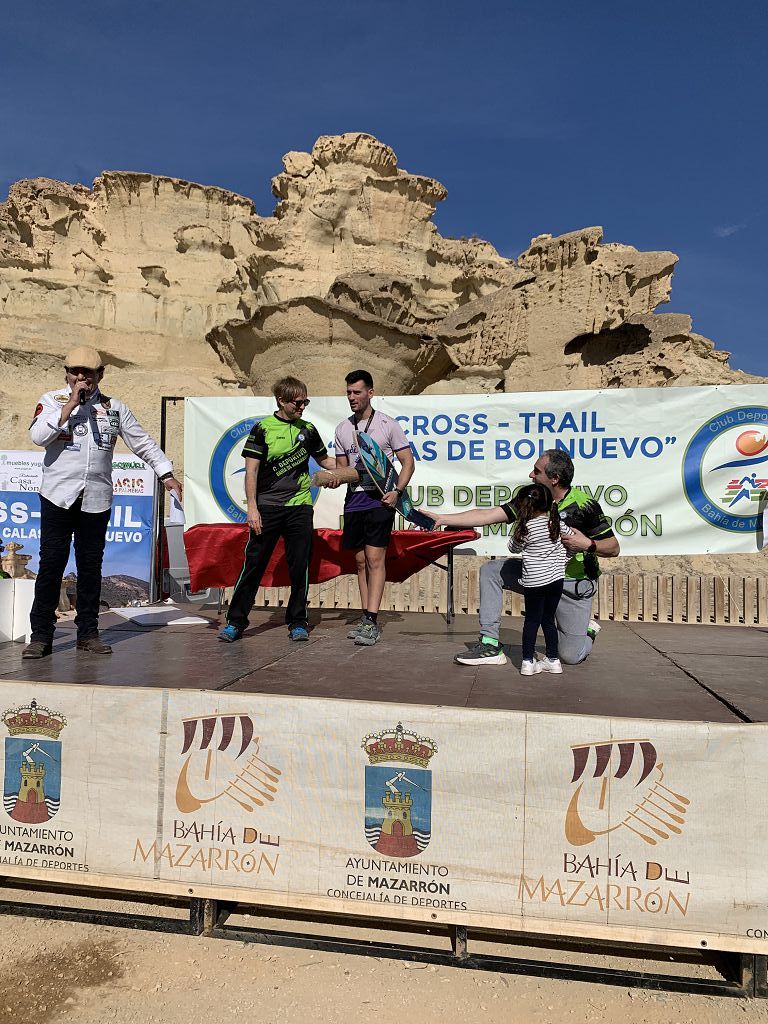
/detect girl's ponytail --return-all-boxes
[548,500,560,542]
[513,483,555,543]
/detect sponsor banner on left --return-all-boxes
[0,451,156,604]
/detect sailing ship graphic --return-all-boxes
[565,738,690,847]
[175,712,281,814]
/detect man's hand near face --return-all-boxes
[61,380,91,423]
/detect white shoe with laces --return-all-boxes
[538,656,563,674]
[520,659,542,676]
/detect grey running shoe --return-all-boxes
[354,621,381,646]
[454,640,507,666]
[347,616,366,639]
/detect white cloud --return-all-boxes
[714,223,747,238]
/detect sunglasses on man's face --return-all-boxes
[67,366,97,376]
[289,398,310,408]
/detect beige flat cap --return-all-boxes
[65,345,103,370]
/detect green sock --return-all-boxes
[481,635,499,647]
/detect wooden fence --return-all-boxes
[251,561,768,627]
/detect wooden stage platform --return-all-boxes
[2,608,766,724]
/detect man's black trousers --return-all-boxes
[227,505,314,631]
[30,494,111,644]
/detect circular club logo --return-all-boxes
[682,406,768,533]
[209,417,322,522]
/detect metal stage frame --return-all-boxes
[0,879,765,999]
[155,395,186,601]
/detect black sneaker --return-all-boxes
[454,640,508,666]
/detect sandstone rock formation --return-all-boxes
[0,172,256,451]
[0,131,763,453]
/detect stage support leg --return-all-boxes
[726,953,768,997]
[189,898,218,936]
[756,955,768,998]
[203,899,219,933]
[189,899,205,935]
[735,954,755,996]
[449,924,468,960]
[446,547,454,625]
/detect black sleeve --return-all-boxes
[241,423,266,460]
[500,501,517,523]
[582,499,615,540]
[307,424,327,457]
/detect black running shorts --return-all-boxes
[342,505,395,550]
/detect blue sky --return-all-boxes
[3,0,766,374]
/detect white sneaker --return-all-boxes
[538,656,563,674]
[520,659,542,676]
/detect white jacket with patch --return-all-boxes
[29,386,173,512]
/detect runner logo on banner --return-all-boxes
[682,405,768,535]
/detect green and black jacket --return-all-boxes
[241,415,327,508]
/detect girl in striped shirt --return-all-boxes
[508,483,574,676]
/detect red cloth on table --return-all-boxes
[183,525,479,591]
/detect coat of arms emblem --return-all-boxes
[2,699,66,823]
[362,722,437,858]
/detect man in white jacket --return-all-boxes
[23,346,182,659]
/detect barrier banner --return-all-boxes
[0,679,765,954]
[0,452,157,604]
[183,385,768,556]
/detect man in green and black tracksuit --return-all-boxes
[219,377,339,643]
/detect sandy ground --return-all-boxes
[0,914,767,1024]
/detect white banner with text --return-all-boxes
[183,386,768,556]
